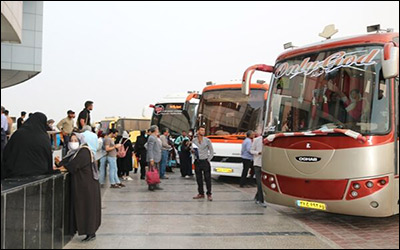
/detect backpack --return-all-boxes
[117,139,130,158]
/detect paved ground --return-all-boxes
[64,171,399,249]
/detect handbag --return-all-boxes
[146,165,161,185]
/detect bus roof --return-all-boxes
[202,83,268,93]
[276,32,399,62]
[156,93,191,104]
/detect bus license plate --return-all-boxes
[296,200,327,211]
[215,168,233,173]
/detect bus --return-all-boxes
[99,117,151,143]
[197,83,269,177]
[150,92,200,138]
[241,25,399,217]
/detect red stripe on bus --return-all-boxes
[265,134,395,150]
[277,175,348,200]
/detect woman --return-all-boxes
[116,131,134,181]
[54,133,101,242]
[134,130,148,180]
[180,138,193,178]
[2,112,54,179]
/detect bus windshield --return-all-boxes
[198,89,266,136]
[267,45,391,135]
[151,103,191,138]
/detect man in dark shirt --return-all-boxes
[17,111,27,129]
[77,101,93,131]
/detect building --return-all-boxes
[1,1,43,89]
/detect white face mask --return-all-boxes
[69,142,80,151]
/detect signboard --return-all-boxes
[154,103,184,115]
[274,49,380,79]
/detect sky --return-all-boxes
[1,1,399,123]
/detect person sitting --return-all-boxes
[328,82,364,123]
[2,112,55,179]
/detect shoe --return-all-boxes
[82,234,96,242]
[148,185,155,191]
[161,176,169,180]
[118,183,126,188]
[185,176,190,179]
[126,176,133,181]
[154,186,164,190]
[110,184,121,189]
[207,195,213,202]
[257,201,268,208]
[140,177,146,180]
[193,194,205,200]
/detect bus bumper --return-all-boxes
[263,175,398,217]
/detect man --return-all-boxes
[1,106,9,164]
[57,110,76,156]
[101,129,124,189]
[240,130,255,188]
[77,101,94,131]
[17,111,26,129]
[192,126,215,201]
[250,134,267,208]
[146,125,163,191]
[4,110,14,139]
[160,128,172,179]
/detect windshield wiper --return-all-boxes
[265,128,367,144]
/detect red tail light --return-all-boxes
[346,176,389,200]
[261,172,280,192]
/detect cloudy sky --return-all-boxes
[1,1,399,123]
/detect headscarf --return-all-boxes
[61,133,83,163]
[59,132,99,180]
[122,131,130,139]
[81,130,98,155]
[2,112,54,179]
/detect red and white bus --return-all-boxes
[197,83,269,177]
[242,27,399,217]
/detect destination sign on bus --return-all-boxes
[274,49,380,79]
[166,104,184,110]
[154,103,184,115]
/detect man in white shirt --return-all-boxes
[250,135,267,208]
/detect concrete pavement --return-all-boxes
[64,172,332,249]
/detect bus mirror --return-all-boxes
[242,64,274,96]
[382,43,399,79]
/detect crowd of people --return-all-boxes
[0,100,227,242]
[1,99,271,245]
